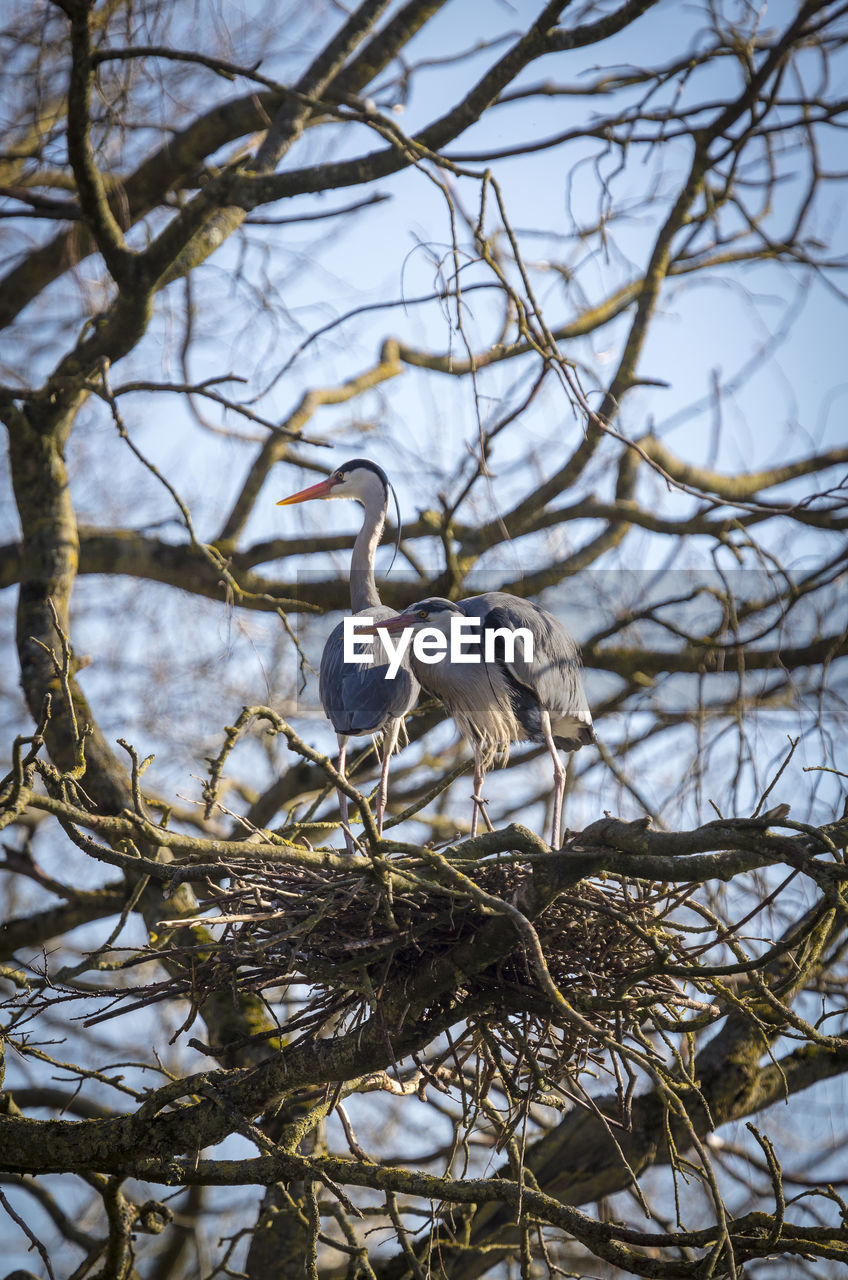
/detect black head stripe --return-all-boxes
[408,597,463,615]
[337,458,389,491]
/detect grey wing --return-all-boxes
[461,592,594,750]
[319,609,420,738]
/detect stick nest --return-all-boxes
[158,851,696,1085]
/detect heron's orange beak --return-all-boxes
[371,612,419,634]
[276,476,336,506]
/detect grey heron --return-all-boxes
[376,593,594,847]
[277,460,419,850]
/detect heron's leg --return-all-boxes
[471,744,493,836]
[336,734,355,855]
[376,718,400,836]
[540,710,566,848]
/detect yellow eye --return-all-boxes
[417,609,428,619]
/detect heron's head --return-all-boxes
[376,597,464,638]
[277,458,388,509]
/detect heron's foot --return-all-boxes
[471,794,495,836]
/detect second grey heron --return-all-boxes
[376,593,594,847]
[277,460,419,850]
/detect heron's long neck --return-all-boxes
[350,492,386,611]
